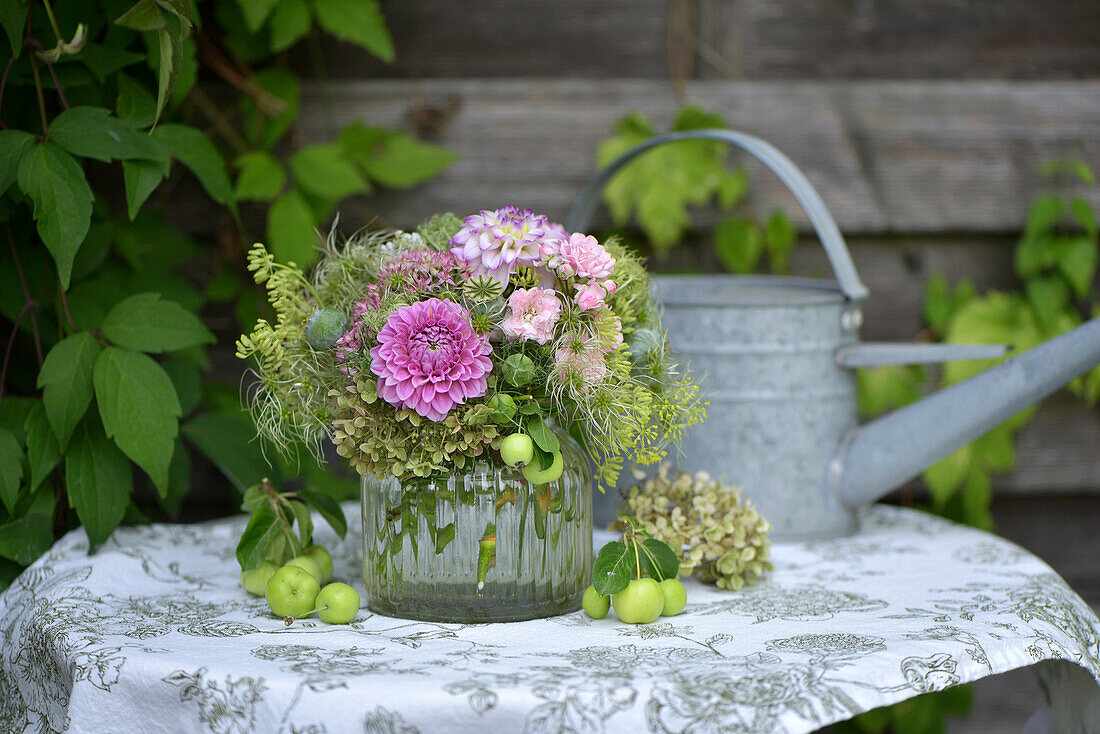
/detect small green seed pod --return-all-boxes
[305,308,348,350]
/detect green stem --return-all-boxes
[633,538,641,580]
[39,0,64,47]
[29,48,50,138]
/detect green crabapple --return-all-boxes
[315,582,361,624]
[500,432,535,467]
[612,578,664,624]
[265,566,320,618]
[658,578,688,616]
[522,450,563,484]
[240,561,278,597]
[582,585,610,619]
[304,545,334,584]
[284,555,322,581]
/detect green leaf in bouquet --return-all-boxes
[182,413,271,493]
[313,0,394,62]
[525,414,560,456]
[16,142,94,288]
[100,293,215,353]
[153,124,234,206]
[638,537,679,582]
[93,347,181,492]
[0,130,34,196]
[65,419,132,550]
[269,0,311,51]
[48,107,162,163]
[592,540,632,596]
[234,150,286,201]
[236,503,279,571]
[37,332,102,450]
[0,428,22,515]
[300,488,347,540]
[290,143,369,201]
[267,189,318,266]
[290,500,313,547]
[24,403,60,493]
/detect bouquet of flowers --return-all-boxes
[237,206,704,489]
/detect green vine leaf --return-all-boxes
[182,412,271,492]
[268,0,311,52]
[592,540,632,596]
[65,418,133,550]
[23,403,61,493]
[100,292,215,353]
[152,124,234,207]
[0,428,23,515]
[290,142,370,200]
[122,158,171,219]
[93,347,182,492]
[48,107,161,163]
[243,69,299,149]
[0,514,53,565]
[340,123,456,189]
[267,189,317,265]
[313,0,394,62]
[37,332,102,450]
[16,142,94,289]
[79,42,146,83]
[0,129,35,196]
[234,150,286,201]
[238,0,280,33]
[0,0,28,59]
[116,73,158,129]
[116,0,168,31]
[714,217,761,274]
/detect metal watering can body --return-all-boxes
[568,129,1100,540]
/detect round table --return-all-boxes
[1,504,1098,733]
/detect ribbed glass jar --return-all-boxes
[361,431,592,622]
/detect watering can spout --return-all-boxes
[833,316,1100,509]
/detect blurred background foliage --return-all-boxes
[0,0,454,589]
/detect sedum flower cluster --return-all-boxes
[237,207,705,485]
[621,465,772,589]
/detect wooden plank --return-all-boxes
[700,0,1100,82]
[299,79,1100,236]
[302,1,1100,81]
[303,0,671,79]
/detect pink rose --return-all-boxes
[574,281,608,311]
[501,287,561,344]
[558,233,616,280]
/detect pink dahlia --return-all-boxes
[370,299,492,421]
[500,287,561,344]
[450,206,557,284]
[557,233,616,280]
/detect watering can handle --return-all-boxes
[565,129,870,302]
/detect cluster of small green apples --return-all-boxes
[500,431,564,484]
[580,518,689,624]
[581,576,687,624]
[240,545,360,625]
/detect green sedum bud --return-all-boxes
[485,393,517,424]
[305,308,348,350]
[502,354,537,387]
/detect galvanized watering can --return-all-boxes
[567,129,1100,540]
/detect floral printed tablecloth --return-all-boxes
[1,504,1098,734]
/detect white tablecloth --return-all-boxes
[1,504,1098,734]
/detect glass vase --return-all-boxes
[360,431,592,622]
